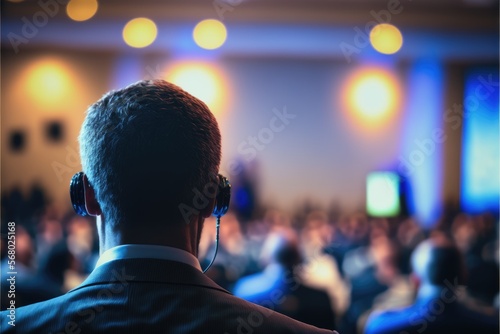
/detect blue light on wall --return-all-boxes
[400,60,444,227]
[461,68,499,214]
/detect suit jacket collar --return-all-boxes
[95,244,202,271]
[69,258,231,295]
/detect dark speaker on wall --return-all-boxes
[9,130,26,153]
[45,121,64,143]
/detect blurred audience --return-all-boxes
[364,234,499,334]
[1,225,61,309]
[234,230,336,330]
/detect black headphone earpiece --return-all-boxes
[69,172,231,218]
[70,172,88,216]
[212,174,231,218]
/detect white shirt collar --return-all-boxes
[95,244,202,272]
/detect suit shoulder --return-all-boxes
[217,292,333,333]
[0,290,77,333]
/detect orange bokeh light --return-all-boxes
[165,61,229,118]
[341,67,402,130]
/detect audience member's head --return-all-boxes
[79,80,221,229]
[369,218,390,241]
[302,210,334,249]
[396,217,425,248]
[38,240,75,288]
[65,216,96,274]
[338,212,369,243]
[263,209,292,232]
[371,236,400,285]
[218,212,245,254]
[16,225,35,268]
[37,215,63,247]
[411,234,466,288]
[260,230,301,269]
[451,213,477,254]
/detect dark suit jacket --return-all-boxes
[364,293,499,334]
[0,258,336,334]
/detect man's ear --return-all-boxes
[201,197,216,218]
[82,174,102,216]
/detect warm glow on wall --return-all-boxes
[370,24,403,55]
[123,18,157,48]
[342,67,401,129]
[193,19,227,50]
[165,62,228,117]
[24,58,73,107]
[66,0,98,22]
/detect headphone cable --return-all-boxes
[202,216,220,273]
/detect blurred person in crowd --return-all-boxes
[63,215,99,290]
[36,213,96,293]
[26,183,47,221]
[265,209,294,233]
[340,228,393,334]
[37,234,76,292]
[35,213,64,259]
[0,80,335,333]
[365,234,499,334]
[463,259,499,316]
[1,187,25,224]
[1,225,61,309]
[452,213,498,266]
[451,214,478,261]
[396,218,425,274]
[1,184,46,229]
[240,210,279,274]
[234,230,336,330]
[300,211,349,318]
[324,213,370,278]
[242,208,297,274]
[455,214,500,316]
[300,211,335,259]
[341,218,390,280]
[471,213,497,252]
[356,236,414,333]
